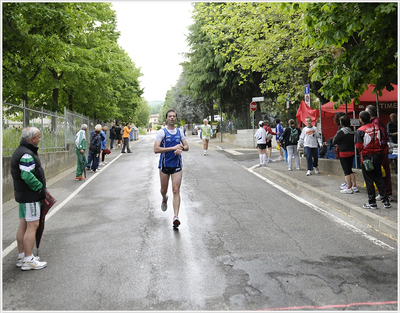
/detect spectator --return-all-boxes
[297,116,323,176]
[254,121,267,167]
[282,119,301,171]
[109,125,116,150]
[263,121,277,163]
[387,113,397,144]
[332,115,358,194]
[121,122,132,153]
[355,111,391,209]
[99,126,108,166]
[275,118,285,161]
[88,124,103,172]
[11,127,48,270]
[115,122,122,149]
[366,105,393,201]
[74,124,87,181]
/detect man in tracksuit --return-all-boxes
[355,111,391,210]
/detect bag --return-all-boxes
[266,132,273,141]
[89,143,97,152]
[103,148,111,155]
[289,127,299,145]
[89,134,99,152]
[363,158,374,171]
[276,142,281,150]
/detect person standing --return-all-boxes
[115,122,122,149]
[109,125,116,150]
[88,124,103,172]
[282,119,301,171]
[99,126,108,166]
[297,116,323,176]
[254,121,267,167]
[74,124,87,181]
[387,113,397,144]
[11,127,48,270]
[355,111,391,209]
[154,109,189,228]
[263,121,277,163]
[366,105,393,201]
[275,118,285,161]
[332,115,358,194]
[200,119,212,156]
[121,122,132,153]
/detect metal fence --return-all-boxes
[2,101,106,156]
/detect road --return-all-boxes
[2,133,397,311]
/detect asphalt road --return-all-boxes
[2,133,397,311]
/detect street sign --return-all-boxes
[250,102,257,111]
[304,84,310,95]
[252,97,264,102]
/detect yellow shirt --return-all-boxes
[122,126,131,138]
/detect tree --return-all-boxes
[300,2,397,106]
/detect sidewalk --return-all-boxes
[204,137,398,239]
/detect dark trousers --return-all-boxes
[381,152,392,195]
[122,137,131,153]
[86,150,94,168]
[304,147,319,170]
[362,154,388,204]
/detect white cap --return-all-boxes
[259,121,264,125]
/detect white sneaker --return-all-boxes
[17,255,40,268]
[276,156,284,161]
[351,186,359,193]
[340,188,353,194]
[161,197,168,211]
[288,168,292,171]
[314,167,319,174]
[375,194,382,201]
[306,170,311,176]
[21,256,47,271]
[296,167,301,170]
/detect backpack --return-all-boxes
[89,133,100,152]
[289,127,299,144]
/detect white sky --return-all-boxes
[111,1,194,102]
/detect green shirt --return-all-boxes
[200,124,211,137]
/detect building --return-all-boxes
[148,113,160,130]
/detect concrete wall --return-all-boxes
[3,143,77,203]
[217,129,278,148]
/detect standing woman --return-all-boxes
[332,114,358,194]
[254,121,267,167]
[282,119,301,171]
[114,122,123,149]
[109,125,116,150]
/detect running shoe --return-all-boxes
[21,256,47,271]
[375,194,382,201]
[314,167,320,174]
[384,201,392,209]
[17,256,40,268]
[340,188,353,194]
[351,186,359,193]
[339,182,348,190]
[306,170,311,176]
[161,197,168,211]
[173,216,180,228]
[362,203,378,210]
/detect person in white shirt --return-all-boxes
[254,121,267,167]
[297,116,323,176]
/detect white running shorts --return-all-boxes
[19,202,41,222]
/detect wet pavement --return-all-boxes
[202,137,398,240]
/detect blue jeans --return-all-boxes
[110,139,115,150]
[86,150,94,169]
[304,146,319,171]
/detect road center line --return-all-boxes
[248,165,395,251]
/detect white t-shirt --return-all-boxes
[155,127,186,142]
[254,127,267,144]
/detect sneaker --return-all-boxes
[21,256,47,271]
[161,197,168,212]
[375,194,382,201]
[288,168,292,171]
[388,195,394,202]
[314,167,319,174]
[340,188,353,194]
[17,256,40,268]
[296,167,301,170]
[267,158,273,163]
[173,216,180,228]
[362,203,378,210]
[384,201,392,209]
[306,170,311,176]
[257,164,263,168]
[339,182,348,190]
[351,186,359,193]
[276,156,284,161]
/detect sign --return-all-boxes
[350,118,360,127]
[250,102,257,112]
[252,97,264,102]
[304,84,310,106]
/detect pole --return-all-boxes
[252,111,255,148]
[375,92,380,117]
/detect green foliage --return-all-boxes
[3,2,143,121]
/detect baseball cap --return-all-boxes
[259,121,264,125]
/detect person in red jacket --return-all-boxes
[263,121,277,163]
[366,105,393,201]
[355,111,391,210]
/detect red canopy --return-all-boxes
[296,100,320,128]
[359,83,398,104]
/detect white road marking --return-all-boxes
[248,165,395,251]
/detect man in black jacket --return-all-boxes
[11,127,48,270]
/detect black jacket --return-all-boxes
[11,140,46,203]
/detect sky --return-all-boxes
[111,1,194,103]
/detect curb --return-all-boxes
[262,166,398,239]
